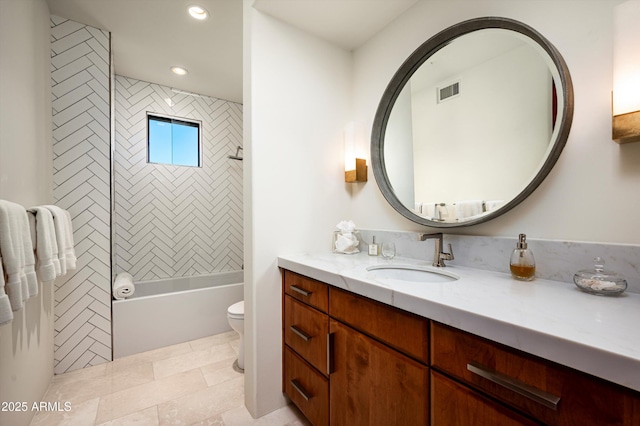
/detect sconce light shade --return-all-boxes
[613,0,640,143]
[344,122,368,183]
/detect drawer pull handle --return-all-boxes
[327,332,334,375]
[290,325,312,342]
[290,285,311,297]
[467,362,561,410]
[290,379,312,401]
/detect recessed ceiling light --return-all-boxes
[170,66,188,76]
[188,5,209,20]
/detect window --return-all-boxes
[147,113,201,167]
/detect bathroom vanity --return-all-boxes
[279,253,640,425]
[278,15,636,423]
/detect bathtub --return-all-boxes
[112,271,243,358]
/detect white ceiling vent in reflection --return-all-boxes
[437,81,460,103]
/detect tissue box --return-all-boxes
[332,231,361,254]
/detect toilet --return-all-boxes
[227,300,244,371]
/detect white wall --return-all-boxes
[244,3,353,417]
[412,44,551,205]
[0,1,54,425]
[353,0,640,243]
[0,0,53,206]
[384,84,415,207]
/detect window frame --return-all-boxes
[146,112,203,168]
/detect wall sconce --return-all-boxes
[345,158,367,182]
[344,122,367,183]
[613,0,640,144]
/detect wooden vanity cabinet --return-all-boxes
[282,270,429,426]
[431,322,640,425]
[282,268,640,425]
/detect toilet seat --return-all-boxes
[227,300,244,319]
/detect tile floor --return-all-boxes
[30,331,310,426]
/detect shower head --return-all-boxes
[227,146,243,161]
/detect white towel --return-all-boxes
[44,205,76,276]
[420,203,437,218]
[28,211,36,251]
[0,256,14,325]
[27,207,60,283]
[0,200,37,310]
[23,249,38,299]
[22,213,39,298]
[454,200,484,220]
[438,204,454,220]
[484,200,504,212]
[113,273,135,300]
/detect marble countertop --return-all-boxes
[277,251,640,393]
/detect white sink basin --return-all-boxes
[366,264,459,283]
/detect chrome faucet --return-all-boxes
[418,233,454,267]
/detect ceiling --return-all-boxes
[253,0,419,51]
[47,0,243,102]
[410,30,527,93]
[46,0,419,104]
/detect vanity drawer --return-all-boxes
[284,346,329,426]
[329,287,429,364]
[284,295,329,374]
[431,370,538,426]
[283,270,329,313]
[431,321,640,425]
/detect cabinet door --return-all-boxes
[329,319,428,426]
[431,371,538,426]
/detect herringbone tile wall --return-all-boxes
[50,16,112,374]
[113,76,243,282]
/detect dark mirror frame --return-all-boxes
[371,17,574,228]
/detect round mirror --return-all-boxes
[371,17,573,227]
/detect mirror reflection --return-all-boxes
[373,18,573,227]
[386,29,559,223]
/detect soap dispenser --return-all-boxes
[510,234,535,281]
